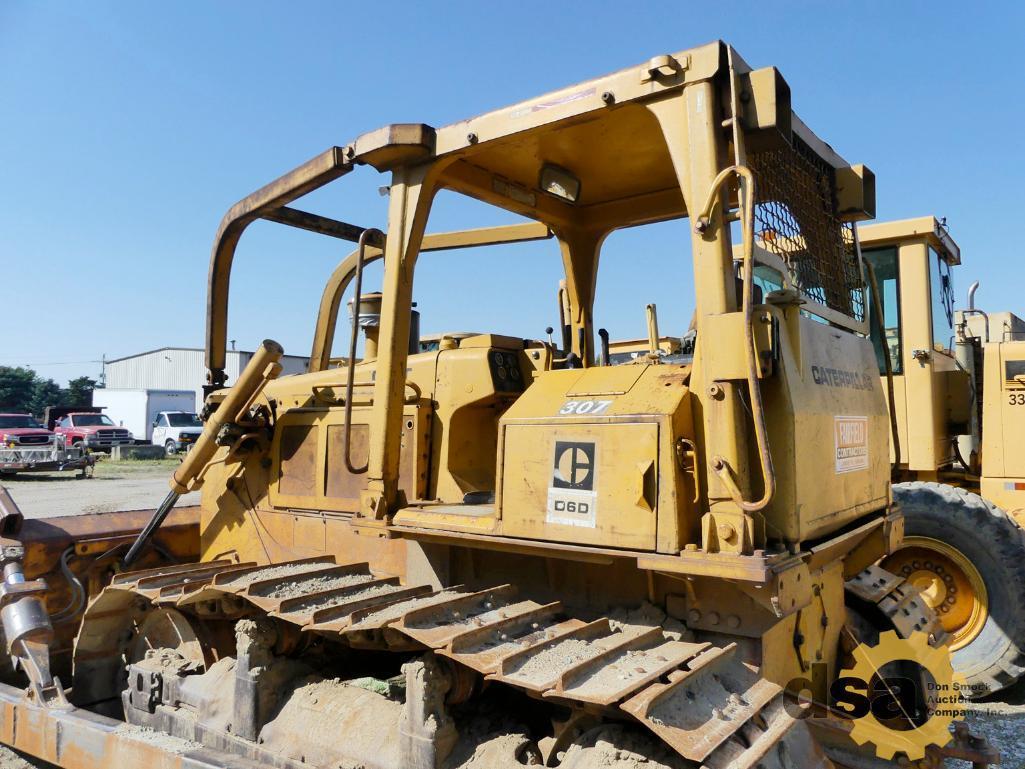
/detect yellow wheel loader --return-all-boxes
[858,216,1025,697]
[0,44,997,769]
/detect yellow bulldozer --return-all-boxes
[857,216,1025,697]
[0,43,998,769]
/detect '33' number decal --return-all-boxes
[1009,392,1025,406]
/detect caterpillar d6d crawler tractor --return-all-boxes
[0,43,995,769]
[857,216,1025,698]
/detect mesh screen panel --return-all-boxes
[748,135,864,322]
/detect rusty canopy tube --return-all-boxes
[261,206,370,243]
[206,125,436,389]
[205,147,355,387]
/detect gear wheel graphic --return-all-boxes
[840,629,965,761]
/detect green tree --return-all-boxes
[30,378,66,417]
[65,376,97,407]
[0,367,37,412]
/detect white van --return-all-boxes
[151,411,203,456]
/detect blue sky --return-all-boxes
[3,1,1023,386]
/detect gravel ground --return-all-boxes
[955,678,1025,769]
[963,713,1025,768]
[0,745,55,769]
[0,457,199,518]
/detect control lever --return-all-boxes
[122,339,284,568]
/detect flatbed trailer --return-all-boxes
[0,444,94,477]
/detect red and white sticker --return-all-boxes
[835,416,869,474]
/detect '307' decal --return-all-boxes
[558,400,613,416]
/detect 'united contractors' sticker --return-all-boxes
[835,416,869,474]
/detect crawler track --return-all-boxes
[75,556,832,769]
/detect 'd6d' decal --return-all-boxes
[546,440,598,528]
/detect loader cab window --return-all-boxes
[931,248,955,355]
[1007,360,1025,385]
[753,264,784,297]
[863,247,903,375]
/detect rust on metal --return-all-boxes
[620,644,782,761]
[63,557,826,768]
[0,681,276,769]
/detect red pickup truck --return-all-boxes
[0,414,55,447]
[53,412,134,451]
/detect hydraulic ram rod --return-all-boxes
[122,340,284,567]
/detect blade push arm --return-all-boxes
[122,339,284,567]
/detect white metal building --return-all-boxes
[102,347,310,411]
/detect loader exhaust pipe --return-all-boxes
[962,280,990,343]
[122,340,285,568]
[968,280,980,311]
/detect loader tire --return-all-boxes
[882,481,1025,697]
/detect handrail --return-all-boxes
[693,48,775,514]
[343,229,385,474]
[699,164,776,514]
